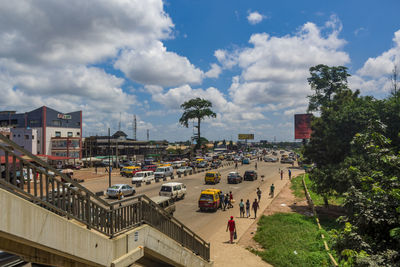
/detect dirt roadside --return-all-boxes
[210,169,306,267]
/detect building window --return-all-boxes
[76,122,80,126]
[32,135,34,140]
[17,134,20,137]
[25,135,29,140]
[68,132,73,137]
[76,132,80,136]
[13,134,16,138]
[52,120,61,126]
[29,119,39,125]
[55,131,61,137]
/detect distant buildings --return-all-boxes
[0,106,82,160]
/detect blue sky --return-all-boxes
[1,0,399,142]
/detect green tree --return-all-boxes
[179,98,216,149]
[307,64,351,112]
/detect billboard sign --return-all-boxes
[295,114,313,139]
[238,134,254,140]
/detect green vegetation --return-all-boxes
[303,64,400,265]
[290,174,305,199]
[253,213,331,267]
[290,174,344,206]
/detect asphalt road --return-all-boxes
[82,159,293,241]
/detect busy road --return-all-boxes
[81,158,295,240]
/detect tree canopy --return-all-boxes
[303,65,400,265]
[179,98,216,148]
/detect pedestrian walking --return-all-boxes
[280,170,283,180]
[245,199,251,218]
[220,193,225,210]
[252,199,259,218]
[288,169,292,180]
[229,191,234,208]
[256,187,262,202]
[239,199,245,217]
[270,183,275,198]
[226,216,237,244]
[95,166,98,174]
[255,162,258,170]
[224,193,230,209]
[235,162,238,169]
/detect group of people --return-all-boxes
[219,191,234,211]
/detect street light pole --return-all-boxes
[108,128,111,187]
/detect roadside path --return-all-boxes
[210,168,304,267]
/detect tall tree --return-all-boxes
[179,98,216,149]
[307,64,351,112]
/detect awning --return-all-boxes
[37,154,75,160]
[0,156,20,164]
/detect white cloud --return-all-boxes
[205,63,222,78]
[114,41,204,87]
[247,11,265,25]
[349,30,400,95]
[221,18,349,108]
[0,0,177,135]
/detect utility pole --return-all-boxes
[108,128,111,187]
[134,115,137,141]
[147,129,149,141]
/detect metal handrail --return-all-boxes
[0,134,210,261]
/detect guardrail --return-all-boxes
[0,134,210,261]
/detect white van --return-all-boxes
[154,166,174,179]
[131,171,155,184]
[159,182,186,200]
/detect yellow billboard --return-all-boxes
[238,134,254,140]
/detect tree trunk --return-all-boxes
[197,117,201,149]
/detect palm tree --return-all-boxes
[179,98,216,149]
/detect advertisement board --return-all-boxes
[294,114,313,139]
[238,134,254,140]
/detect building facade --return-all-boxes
[0,107,82,159]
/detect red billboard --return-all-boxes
[295,114,313,139]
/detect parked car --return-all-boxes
[244,170,258,181]
[280,157,294,164]
[264,157,278,162]
[198,189,222,212]
[204,171,221,184]
[176,166,193,175]
[242,158,250,164]
[106,184,135,198]
[141,164,157,172]
[159,182,186,200]
[120,166,141,177]
[227,172,243,184]
[154,166,174,179]
[150,196,176,216]
[210,161,221,168]
[197,161,209,168]
[131,171,155,184]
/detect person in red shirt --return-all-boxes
[226,216,236,244]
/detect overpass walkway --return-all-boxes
[0,134,211,267]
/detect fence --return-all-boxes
[0,134,210,261]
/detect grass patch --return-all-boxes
[290,174,306,199]
[253,213,331,267]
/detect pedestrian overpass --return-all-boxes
[0,134,212,267]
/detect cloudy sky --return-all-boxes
[1,0,399,142]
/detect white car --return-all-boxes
[159,182,186,200]
[106,184,135,198]
[176,166,193,175]
[131,171,155,184]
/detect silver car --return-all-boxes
[176,166,193,175]
[106,184,135,198]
